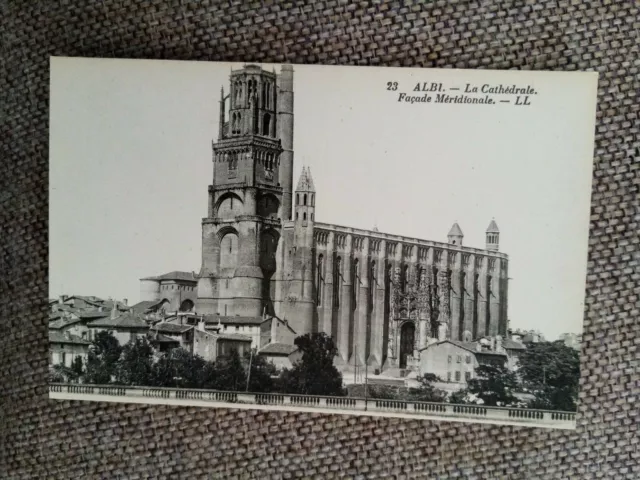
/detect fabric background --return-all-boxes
[0,1,638,478]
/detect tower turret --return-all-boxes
[486,219,500,251]
[294,166,316,225]
[284,166,316,334]
[447,222,464,246]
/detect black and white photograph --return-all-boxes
[49,56,597,429]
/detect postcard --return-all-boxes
[49,57,597,429]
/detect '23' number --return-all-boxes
[386,81,398,91]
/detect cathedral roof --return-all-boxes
[296,166,315,192]
[486,219,500,233]
[448,222,464,237]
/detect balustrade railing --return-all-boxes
[49,383,575,426]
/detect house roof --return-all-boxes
[88,312,149,329]
[141,271,198,282]
[77,310,111,319]
[152,322,193,334]
[504,339,526,350]
[448,222,464,237]
[217,333,252,342]
[448,340,478,353]
[148,332,180,344]
[259,342,298,356]
[49,331,91,345]
[130,300,167,314]
[421,339,508,357]
[49,317,84,330]
[202,315,265,326]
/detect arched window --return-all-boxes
[296,193,300,205]
[311,213,314,221]
[303,212,307,220]
[296,212,299,220]
[311,194,314,206]
[219,232,239,270]
[303,194,307,206]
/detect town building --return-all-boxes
[419,336,509,385]
[87,307,150,345]
[139,63,511,377]
[138,271,198,313]
[258,343,301,372]
[49,331,91,368]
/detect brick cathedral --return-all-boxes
[185,64,509,372]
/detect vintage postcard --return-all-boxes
[49,57,597,429]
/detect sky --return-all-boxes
[49,57,597,340]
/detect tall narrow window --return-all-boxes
[316,254,324,305]
[303,194,307,206]
[296,193,300,205]
[303,212,307,220]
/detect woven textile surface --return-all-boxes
[1,1,638,478]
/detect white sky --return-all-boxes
[49,57,597,340]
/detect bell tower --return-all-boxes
[486,219,500,251]
[197,65,290,317]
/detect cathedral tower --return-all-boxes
[447,222,464,246]
[284,167,316,334]
[486,219,500,251]
[197,64,290,317]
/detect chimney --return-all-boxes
[110,302,118,320]
[123,298,128,306]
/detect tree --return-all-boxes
[115,336,155,386]
[211,349,246,391]
[279,333,344,396]
[517,340,580,411]
[85,331,122,384]
[467,363,518,406]
[406,373,447,403]
[152,348,209,389]
[244,350,275,393]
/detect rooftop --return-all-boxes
[88,312,149,329]
[201,315,265,326]
[259,342,298,355]
[140,271,198,282]
[152,322,193,334]
[448,222,464,237]
[49,331,91,345]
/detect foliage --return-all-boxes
[152,348,210,389]
[51,362,83,383]
[49,367,65,383]
[85,331,122,384]
[518,341,580,411]
[211,349,247,391]
[245,350,276,393]
[71,356,84,379]
[406,373,447,403]
[279,333,345,396]
[347,384,398,400]
[467,363,518,406]
[114,336,155,385]
[448,389,471,405]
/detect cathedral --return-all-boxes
[190,64,509,372]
